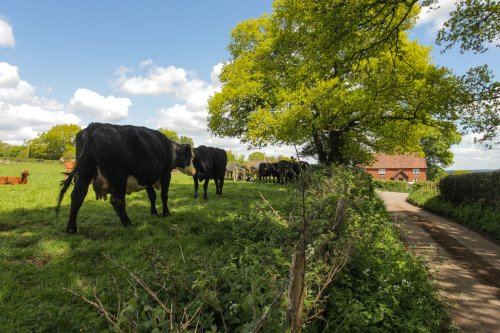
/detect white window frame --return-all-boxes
[378,169,385,175]
[413,168,420,175]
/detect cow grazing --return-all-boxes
[0,170,30,185]
[258,162,280,183]
[278,160,294,184]
[226,162,248,181]
[192,145,227,200]
[234,165,248,181]
[56,123,196,233]
[63,159,76,173]
[225,162,239,180]
[61,159,76,179]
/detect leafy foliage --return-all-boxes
[373,179,413,193]
[248,152,266,161]
[0,141,25,158]
[420,130,461,181]
[434,0,500,54]
[158,128,195,146]
[226,150,246,163]
[439,170,500,208]
[208,1,489,166]
[408,185,500,240]
[27,124,81,160]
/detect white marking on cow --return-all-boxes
[176,154,196,176]
[93,167,161,200]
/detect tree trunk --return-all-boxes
[328,130,345,165]
[312,128,328,164]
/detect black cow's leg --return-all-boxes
[203,178,209,200]
[218,177,224,196]
[110,191,132,228]
[66,171,92,233]
[193,176,198,198]
[160,173,171,216]
[214,177,220,195]
[146,186,158,215]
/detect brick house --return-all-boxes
[364,154,427,183]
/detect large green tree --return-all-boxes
[208,0,497,165]
[28,124,81,160]
[421,130,461,180]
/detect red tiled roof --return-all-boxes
[366,154,427,169]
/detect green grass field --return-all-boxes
[0,160,292,332]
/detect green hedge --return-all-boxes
[373,180,437,193]
[373,179,413,192]
[408,187,500,241]
[439,170,500,208]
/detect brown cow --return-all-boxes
[0,170,30,185]
[63,159,76,173]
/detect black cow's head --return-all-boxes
[175,144,196,176]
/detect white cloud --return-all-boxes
[0,60,81,145]
[116,61,221,136]
[0,19,15,48]
[139,59,153,68]
[0,62,20,87]
[155,104,209,137]
[210,62,224,88]
[416,0,455,36]
[0,104,80,144]
[450,133,500,170]
[116,65,193,96]
[70,88,132,122]
[0,62,35,103]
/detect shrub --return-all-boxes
[439,171,500,208]
[85,166,448,332]
[408,187,500,240]
[373,179,412,192]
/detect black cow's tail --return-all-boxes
[56,167,77,216]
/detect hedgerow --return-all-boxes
[439,171,500,208]
[372,179,413,192]
[408,186,500,240]
[90,166,448,332]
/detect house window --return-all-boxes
[414,178,419,182]
[378,169,385,175]
[413,168,420,175]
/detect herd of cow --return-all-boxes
[2,123,308,233]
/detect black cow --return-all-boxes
[192,145,227,200]
[259,162,280,183]
[278,160,294,184]
[56,123,195,233]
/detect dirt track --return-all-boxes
[379,191,500,333]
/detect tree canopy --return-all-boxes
[208,0,498,166]
[432,0,500,54]
[248,152,266,161]
[27,124,81,160]
[158,128,194,146]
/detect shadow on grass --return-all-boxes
[0,180,293,332]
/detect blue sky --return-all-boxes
[0,0,498,169]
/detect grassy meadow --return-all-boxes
[1,160,449,332]
[0,160,293,332]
